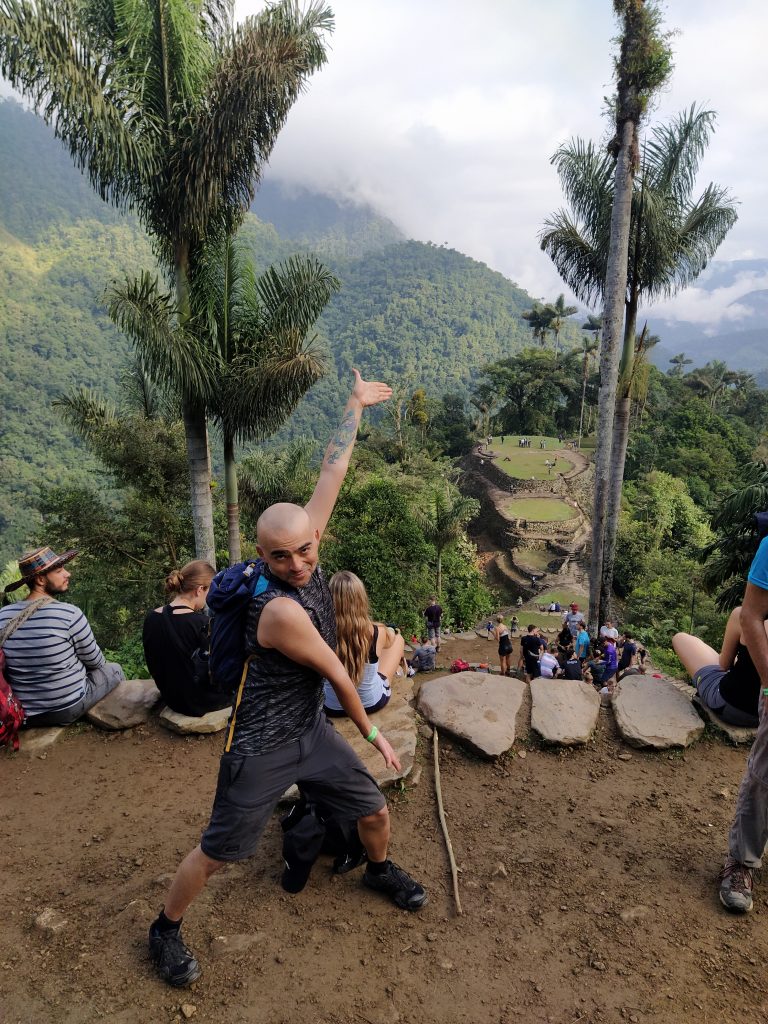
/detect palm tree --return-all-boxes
[521,302,552,348]
[111,242,339,562]
[540,0,673,631]
[1,0,333,564]
[542,293,578,357]
[541,101,735,623]
[669,352,693,377]
[195,241,339,561]
[417,488,480,598]
[577,335,600,448]
[704,461,768,610]
[238,437,319,524]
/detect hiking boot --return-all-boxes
[718,859,754,913]
[363,861,428,910]
[149,923,201,986]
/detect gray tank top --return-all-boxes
[226,565,336,755]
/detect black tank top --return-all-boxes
[718,643,761,718]
[226,565,336,755]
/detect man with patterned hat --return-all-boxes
[0,546,124,725]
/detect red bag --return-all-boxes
[0,649,25,751]
[450,658,470,673]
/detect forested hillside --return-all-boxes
[0,100,582,562]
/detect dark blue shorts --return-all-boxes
[200,713,385,862]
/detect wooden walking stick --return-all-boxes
[432,727,462,915]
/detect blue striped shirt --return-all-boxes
[0,600,105,716]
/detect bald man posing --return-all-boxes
[149,371,427,987]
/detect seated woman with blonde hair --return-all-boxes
[143,560,230,718]
[323,570,406,717]
[672,606,764,728]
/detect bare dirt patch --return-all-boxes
[3,642,767,1024]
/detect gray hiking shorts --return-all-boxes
[200,713,385,862]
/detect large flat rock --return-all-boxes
[692,695,758,745]
[417,672,526,758]
[17,727,66,756]
[613,675,704,749]
[530,677,599,745]
[86,678,160,730]
[159,705,232,735]
[330,694,417,788]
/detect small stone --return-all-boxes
[34,907,68,937]
[620,905,650,924]
[180,1004,196,1019]
[617,753,632,762]
[718,788,731,800]
[517,750,527,759]
[592,960,606,971]
[409,765,423,787]
[534,984,542,993]
[492,863,508,879]
[440,960,454,971]
[418,723,434,741]
[426,932,438,942]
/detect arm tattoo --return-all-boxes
[326,409,358,465]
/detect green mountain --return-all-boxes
[0,99,581,563]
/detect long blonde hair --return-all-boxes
[329,570,373,685]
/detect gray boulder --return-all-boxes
[530,677,599,745]
[159,705,232,735]
[86,678,160,730]
[613,675,704,749]
[417,672,526,758]
[692,695,758,745]
[18,727,66,756]
[330,694,417,787]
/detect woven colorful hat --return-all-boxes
[4,546,79,592]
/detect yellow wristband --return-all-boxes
[365,726,378,743]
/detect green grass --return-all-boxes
[534,589,586,608]
[504,497,577,522]
[485,435,575,479]
[513,547,553,572]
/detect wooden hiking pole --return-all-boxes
[432,727,462,915]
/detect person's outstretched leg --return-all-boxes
[358,805,427,910]
[149,847,225,986]
[672,632,719,677]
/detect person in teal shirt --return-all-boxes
[575,623,590,661]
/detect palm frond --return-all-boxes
[0,0,159,203]
[54,385,117,440]
[176,1,333,236]
[108,270,217,404]
[255,255,340,346]
[540,212,606,306]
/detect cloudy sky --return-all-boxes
[236,0,767,324]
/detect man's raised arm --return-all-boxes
[305,369,391,539]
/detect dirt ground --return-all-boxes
[3,631,768,1024]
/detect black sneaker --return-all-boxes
[148,923,201,986]
[363,861,428,910]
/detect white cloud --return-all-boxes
[647,271,768,326]
[235,0,768,317]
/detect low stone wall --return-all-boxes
[511,514,582,538]
[508,475,566,496]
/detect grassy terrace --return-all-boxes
[483,435,575,479]
[504,497,578,522]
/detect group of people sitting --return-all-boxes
[488,600,644,687]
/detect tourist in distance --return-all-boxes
[423,596,443,651]
[143,560,231,718]
[672,608,761,728]
[717,524,768,913]
[616,631,639,680]
[0,546,124,725]
[575,621,591,662]
[561,602,582,638]
[409,640,437,673]
[599,619,619,641]
[493,614,514,676]
[538,643,561,678]
[601,637,619,691]
[323,570,405,717]
[148,371,427,988]
[509,614,520,634]
[519,624,545,682]
[556,623,574,659]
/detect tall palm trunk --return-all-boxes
[176,245,216,566]
[436,548,443,599]
[588,116,636,634]
[599,301,638,618]
[577,341,591,449]
[224,432,241,564]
